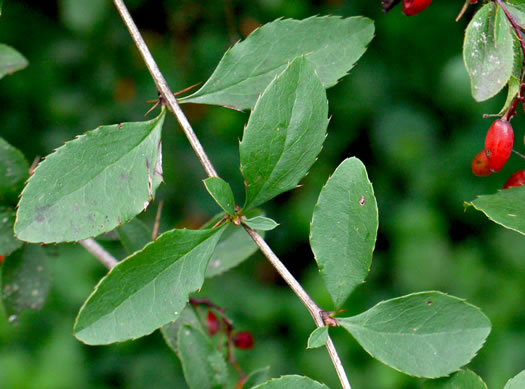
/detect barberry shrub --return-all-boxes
[1,1,525,388]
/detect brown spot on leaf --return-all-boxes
[359,195,366,206]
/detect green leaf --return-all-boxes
[339,291,491,378]
[253,375,329,389]
[203,177,236,216]
[74,226,224,345]
[465,186,525,235]
[181,16,374,111]
[177,324,228,389]
[0,44,28,79]
[498,76,520,115]
[15,110,166,244]
[423,369,487,389]
[463,2,514,102]
[161,305,204,353]
[507,2,525,29]
[0,137,29,202]
[0,0,3,16]
[240,56,328,210]
[310,158,378,308]
[504,370,525,389]
[0,206,22,256]
[205,210,265,278]
[306,326,328,349]
[243,367,271,388]
[116,218,152,254]
[243,216,279,231]
[1,244,50,321]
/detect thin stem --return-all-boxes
[79,239,118,270]
[112,0,218,179]
[243,225,321,318]
[152,200,163,240]
[243,225,351,389]
[111,1,351,387]
[512,148,525,159]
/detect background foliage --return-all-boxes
[1,0,524,388]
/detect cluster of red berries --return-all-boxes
[206,310,254,349]
[471,119,525,188]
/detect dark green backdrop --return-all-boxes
[1,1,524,388]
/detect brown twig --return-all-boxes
[242,225,351,389]
[112,0,218,178]
[152,200,163,240]
[456,0,471,22]
[111,1,351,387]
[79,239,118,269]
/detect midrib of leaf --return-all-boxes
[189,61,288,104]
[344,322,487,337]
[78,230,215,330]
[29,120,160,204]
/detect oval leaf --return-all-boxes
[253,375,329,389]
[0,44,28,79]
[505,370,525,389]
[507,3,525,29]
[15,110,165,243]
[74,226,224,345]
[466,186,525,235]
[310,158,378,308]
[2,244,50,320]
[0,206,23,256]
[204,177,236,216]
[240,56,328,210]
[306,326,329,349]
[339,291,491,378]
[182,16,374,110]
[463,2,514,102]
[177,324,229,389]
[498,76,520,115]
[423,369,487,389]
[0,137,29,202]
[243,216,279,231]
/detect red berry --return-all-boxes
[472,150,493,177]
[233,331,254,349]
[484,119,514,172]
[206,311,220,336]
[503,170,525,189]
[402,0,432,16]
[0,255,4,265]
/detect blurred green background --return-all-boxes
[1,0,525,388]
